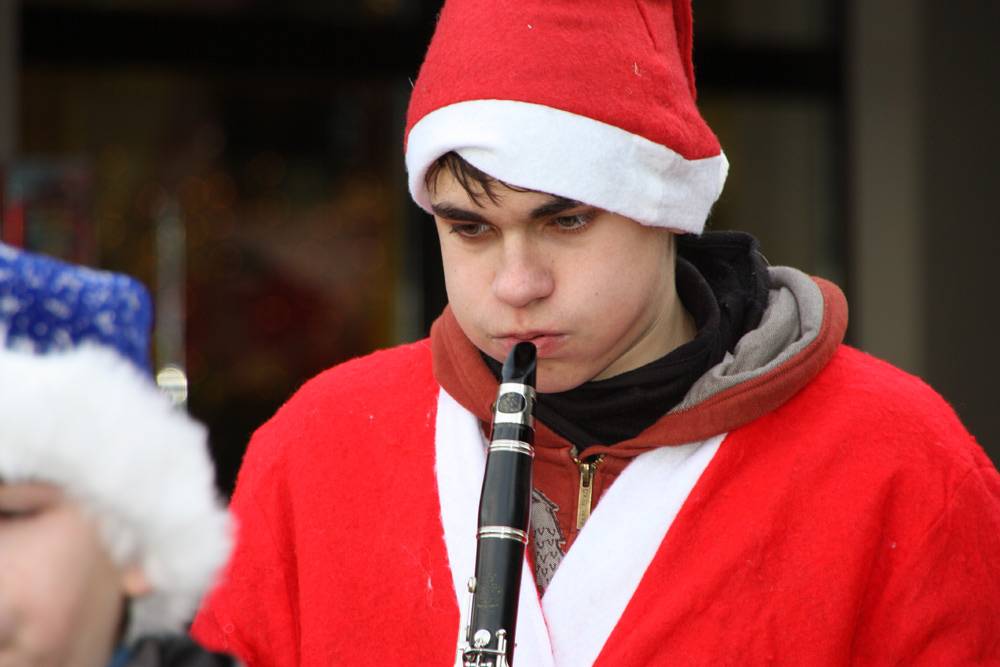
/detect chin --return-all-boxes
[534,364,587,394]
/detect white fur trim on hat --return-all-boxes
[0,342,233,643]
[406,100,729,234]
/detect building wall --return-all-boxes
[849,0,999,458]
[922,1,1000,457]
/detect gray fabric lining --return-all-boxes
[673,266,825,412]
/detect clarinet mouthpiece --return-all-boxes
[501,341,537,386]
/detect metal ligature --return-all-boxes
[456,341,538,667]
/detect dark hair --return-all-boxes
[424,151,526,206]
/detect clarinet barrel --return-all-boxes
[457,341,537,667]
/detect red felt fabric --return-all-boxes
[405,0,720,161]
[595,346,1000,665]
[192,340,1000,664]
[192,340,458,665]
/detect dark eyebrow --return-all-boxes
[431,195,585,222]
[430,202,488,223]
[529,195,585,219]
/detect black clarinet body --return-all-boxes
[456,341,537,667]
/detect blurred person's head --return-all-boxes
[0,243,232,666]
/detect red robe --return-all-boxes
[193,279,1000,665]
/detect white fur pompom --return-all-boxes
[0,343,233,641]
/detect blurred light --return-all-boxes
[184,286,198,319]
[187,214,207,249]
[209,242,243,281]
[308,309,344,345]
[254,295,292,333]
[343,171,384,213]
[305,202,340,241]
[206,171,238,209]
[156,364,189,407]
[135,182,169,219]
[256,188,292,227]
[186,349,206,384]
[365,0,403,18]
[99,215,128,250]
[193,122,227,162]
[97,144,129,180]
[351,236,386,273]
[176,176,209,213]
[135,236,159,275]
[243,360,291,398]
[296,239,331,281]
[204,207,237,241]
[156,216,186,259]
[249,150,286,188]
[98,182,132,218]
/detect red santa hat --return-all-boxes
[405,0,728,234]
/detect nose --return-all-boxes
[492,239,554,308]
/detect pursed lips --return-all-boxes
[492,331,567,356]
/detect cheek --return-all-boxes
[37,550,125,664]
[0,540,80,655]
[572,249,654,308]
[569,243,672,338]
[0,516,126,662]
[440,250,490,320]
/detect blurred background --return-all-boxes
[1,0,997,494]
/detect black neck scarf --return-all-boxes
[482,231,770,451]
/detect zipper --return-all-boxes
[573,455,604,529]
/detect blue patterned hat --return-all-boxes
[0,242,153,373]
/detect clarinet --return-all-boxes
[456,341,537,667]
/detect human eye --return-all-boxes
[550,210,596,232]
[0,484,56,521]
[0,496,41,521]
[0,506,39,521]
[449,222,493,239]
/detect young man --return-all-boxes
[0,243,238,666]
[192,0,1000,664]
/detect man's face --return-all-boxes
[0,481,138,667]
[431,169,686,393]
